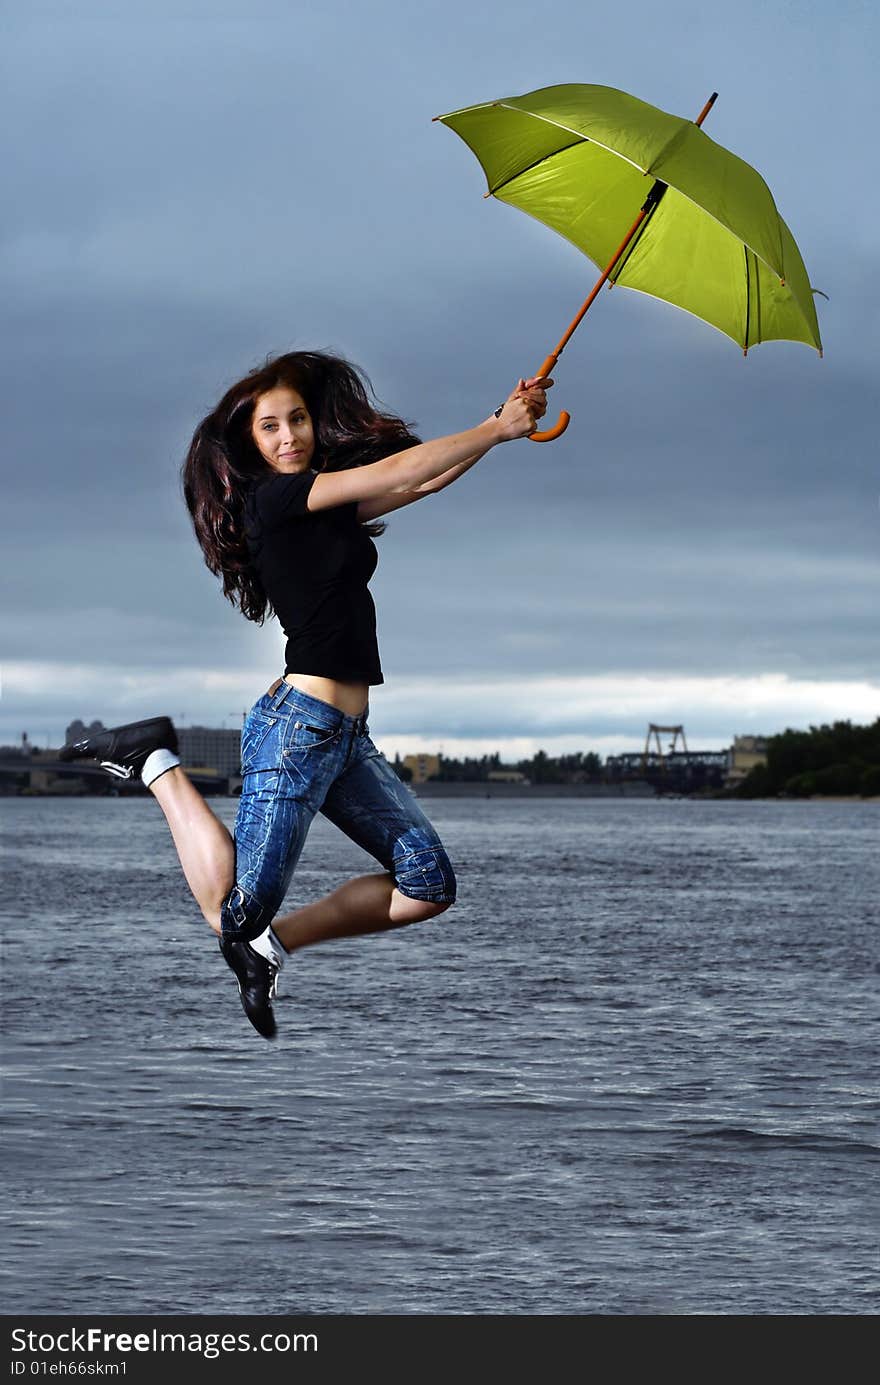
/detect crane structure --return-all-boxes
[605,723,728,794]
[644,723,689,763]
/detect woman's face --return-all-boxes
[251,386,316,472]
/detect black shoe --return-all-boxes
[59,717,178,781]
[219,935,278,1039]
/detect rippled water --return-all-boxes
[1,796,877,1315]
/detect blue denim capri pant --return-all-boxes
[220,680,457,941]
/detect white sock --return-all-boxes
[141,747,180,788]
[249,926,286,970]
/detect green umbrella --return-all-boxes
[435,84,823,441]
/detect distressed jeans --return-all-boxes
[220,680,457,941]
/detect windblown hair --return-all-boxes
[182,351,420,624]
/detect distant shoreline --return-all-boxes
[410,781,654,798]
[409,783,879,802]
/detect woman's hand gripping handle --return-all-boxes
[527,354,569,441]
[491,373,555,441]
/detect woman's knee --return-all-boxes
[203,908,222,936]
[392,837,457,910]
[389,892,454,926]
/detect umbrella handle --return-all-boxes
[530,411,570,442]
[528,353,570,442]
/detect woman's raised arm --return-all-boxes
[305,395,538,513]
[354,376,553,522]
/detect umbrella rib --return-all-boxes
[485,137,587,198]
[607,184,665,283]
[485,104,650,176]
[753,251,762,345]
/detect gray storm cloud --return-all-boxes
[2,1,877,747]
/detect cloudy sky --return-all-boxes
[3,0,877,759]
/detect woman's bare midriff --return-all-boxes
[282,673,369,717]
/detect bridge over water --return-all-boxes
[605,750,729,795]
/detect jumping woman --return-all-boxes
[61,352,551,1038]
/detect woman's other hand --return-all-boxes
[490,374,554,440]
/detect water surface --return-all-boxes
[1,797,877,1314]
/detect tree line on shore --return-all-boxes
[393,749,604,785]
[735,718,880,798]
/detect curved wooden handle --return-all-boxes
[529,410,570,442]
[527,353,569,442]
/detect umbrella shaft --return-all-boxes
[543,206,649,365]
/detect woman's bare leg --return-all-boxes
[148,767,233,934]
[272,874,448,952]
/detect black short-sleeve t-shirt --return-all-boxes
[244,470,383,684]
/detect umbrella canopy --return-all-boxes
[436,84,822,357]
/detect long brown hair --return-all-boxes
[181,351,420,623]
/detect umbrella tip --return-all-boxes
[695,92,719,127]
